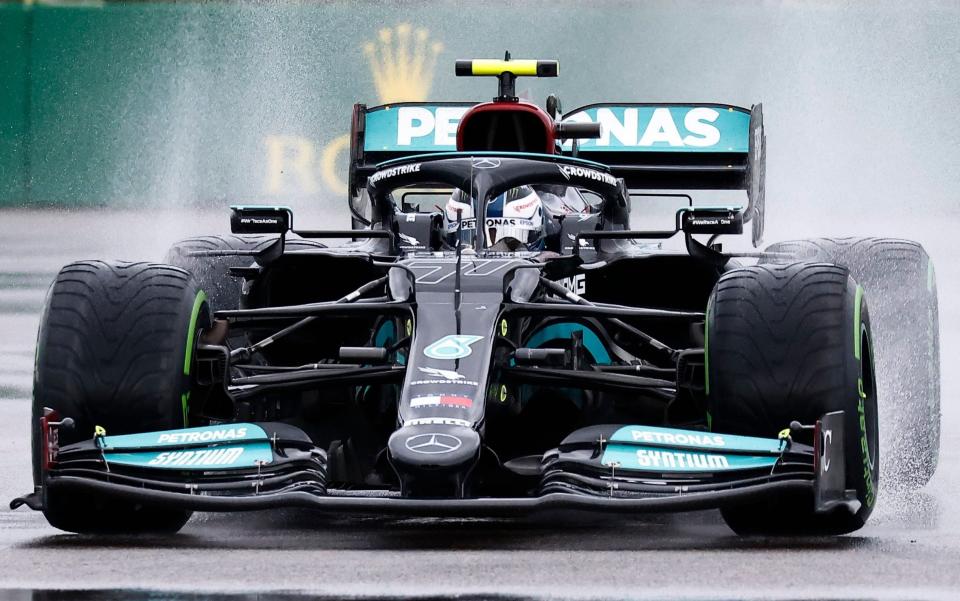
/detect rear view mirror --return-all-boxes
[680,207,743,235]
[230,206,293,234]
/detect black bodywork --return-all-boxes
[15,151,853,518]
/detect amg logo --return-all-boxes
[369,163,421,184]
[630,430,725,447]
[547,274,586,300]
[147,447,247,467]
[157,428,248,445]
[635,449,729,470]
[556,274,585,296]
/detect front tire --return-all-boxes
[707,262,879,535]
[33,261,209,533]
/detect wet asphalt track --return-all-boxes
[0,208,959,600]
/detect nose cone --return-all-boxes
[388,424,481,497]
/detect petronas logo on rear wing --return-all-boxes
[559,105,751,152]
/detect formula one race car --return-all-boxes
[13,57,940,535]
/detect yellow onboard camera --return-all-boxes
[455,52,558,100]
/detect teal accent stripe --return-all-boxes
[525,322,612,365]
[609,425,784,454]
[374,320,407,365]
[601,443,778,473]
[102,423,268,450]
[105,441,273,471]
[374,320,396,347]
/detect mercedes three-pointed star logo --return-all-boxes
[472,158,501,169]
[405,433,463,454]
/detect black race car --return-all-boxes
[13,57,940,535]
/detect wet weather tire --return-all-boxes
[763,238,939,488]
[165,234,326,311]
[32,260,210,534]
[707,263,879,535]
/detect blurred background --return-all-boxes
[1,0,957,224]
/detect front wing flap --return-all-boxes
[12,414,852,517]
[541,423,811,498]
[11,422,327,512]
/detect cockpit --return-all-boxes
[366,153,618,255]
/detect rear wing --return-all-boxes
[347,101,766,245]
[559,103,766,245]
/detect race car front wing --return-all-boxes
[11,411,858,518]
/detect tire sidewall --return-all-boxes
[175,285,210,428]
[30,282,55,488]
[845,283,879,524]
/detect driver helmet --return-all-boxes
[443,186,545,251]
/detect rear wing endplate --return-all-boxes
[348,102,477,194]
